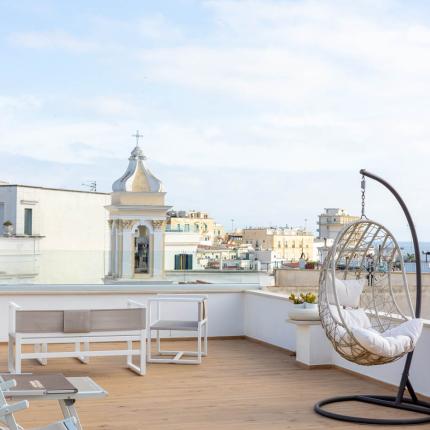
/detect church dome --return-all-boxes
[112,138,164,193]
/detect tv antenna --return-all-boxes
[82,181,97,192]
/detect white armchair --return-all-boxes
[147,294,208,364]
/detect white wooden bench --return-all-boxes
[8,299,146,375]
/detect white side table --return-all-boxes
[287,319,333,367]
[5,376,107,430]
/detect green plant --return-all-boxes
[292,292,317,304]
[303,292,317,304]
[288,293,304,305]
[2,220,12,227]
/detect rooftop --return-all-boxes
[0,339,420,429]
[0,286,428,428]
[0,183,109,195]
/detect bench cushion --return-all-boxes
[64,310,90,333]
[15,308,146,333]
[16,310,64,333]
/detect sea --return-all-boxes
[398,241,430,273]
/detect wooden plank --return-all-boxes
[0,339,424,429]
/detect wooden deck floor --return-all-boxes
[0,339,425,429]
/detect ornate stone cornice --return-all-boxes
[122,219,139,230]
[151,220,165,230]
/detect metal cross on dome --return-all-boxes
[132,130,143,146]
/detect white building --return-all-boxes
[317,208,359,240]
[254,249,285,273]
[166,210,225,246]
[0,183,110,283]
[164,231,201,271]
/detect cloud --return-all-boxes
[2,0,430,237]
[74,97,139,117]
[138,14,184,42]
[8,31,100,53]
[0,95,43,111]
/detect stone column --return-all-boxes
[121,220,137,279]
[116,220,123,278]
[152,220,165,278]
[113,220,120,277]
[107,219,114,277]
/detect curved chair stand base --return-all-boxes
[315,395,430,425]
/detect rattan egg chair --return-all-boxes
[315,169,430,425]
[319,219,415,366]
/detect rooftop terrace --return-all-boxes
[1,338,425,430]
[0,285,429,428]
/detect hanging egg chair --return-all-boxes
[315,170,430,425]
[319,219,418,366]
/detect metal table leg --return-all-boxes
[59,399,82,430]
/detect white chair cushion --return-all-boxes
[384,318,423,340]
[330,305,371,329]
[351,318,423,358]
[327,274,366,308]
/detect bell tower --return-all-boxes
[106,131,171,281]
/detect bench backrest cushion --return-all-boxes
[15,308,146,333]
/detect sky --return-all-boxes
[1,0,430,240]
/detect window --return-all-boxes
[174,254,193,270]
[184,224,190,232]
[24,208,33,235]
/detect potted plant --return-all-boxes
[2,220,13,236]
[302,292,318,309]
[288,293,305,308]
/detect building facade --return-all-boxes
[242,227,315,261]
[164,230,201,271]
[166,210,225,246]
[0,184,110,283]
[317,208,359,240]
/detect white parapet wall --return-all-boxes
[0,284,254,341]
[244,290,430,398]
[244,290,296,351]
